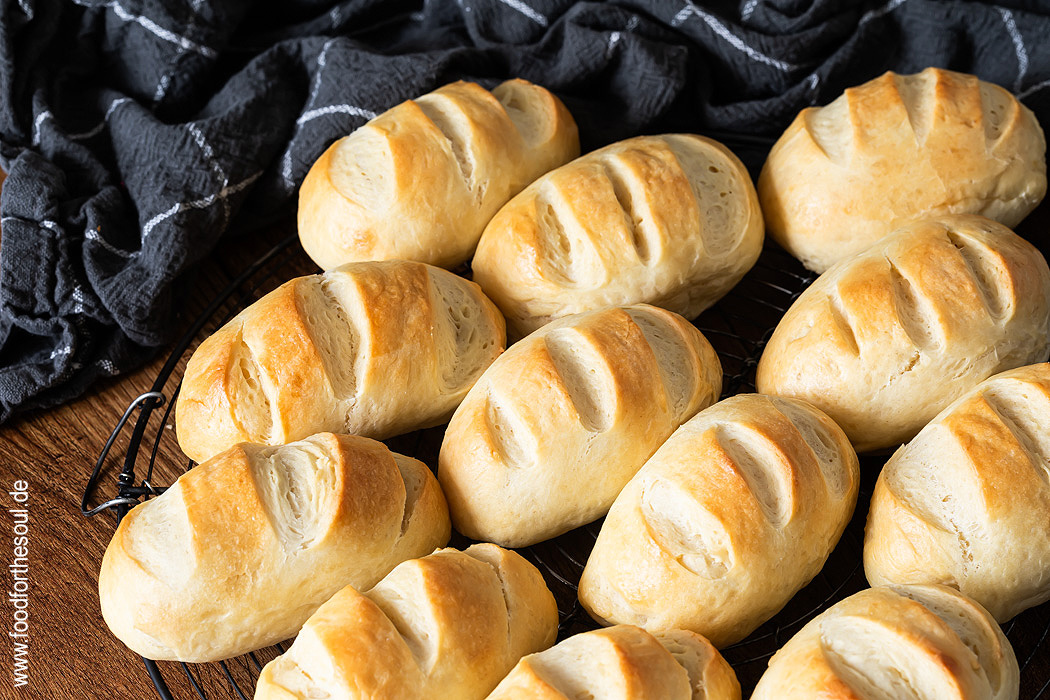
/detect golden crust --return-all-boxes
[298,79,579,269]
[760,67,1047,273]
[865,363,1050,621]
[176,260,506,464]
[438,305,722,547]
[756,214,1050,453]
[578,394,859,648]
[750,585,1018,700]
[254,544,558,700]
[472,134,764,337]
[98,433,450,662]
[485,625,740,700]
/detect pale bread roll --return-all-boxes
[485,626,740,700]
[254,544,558,700]
[176,260,505,464]
[865,363,1050,622]
[472,134,764,336]
[579,394,859,648]
[756,215,1050,453]
[298,79,579,269]
[438,305,722,547]
[99,433,450,662]
[759,67,1046,273]
[750,585,1019,700]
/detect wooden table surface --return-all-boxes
[0,220,319,699]
[4,209,1050,699]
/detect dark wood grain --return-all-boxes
[0,221,317,700]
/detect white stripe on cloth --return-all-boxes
[496,0,548,27]
[141,170,262,240]
[997,7,1029,94]
[153,0,208,102]
[187,123,232,227]
[859,0,907,26]
[3,216,135,261]
[296,104,378,126]
[110,2,218,59]
[607,17,640,60]
[1019,77,1050,99]
[72,286,87,314]
[672,1,798,72]
[281,39,336,187]
[153,69,174,103]
[85,228,135,258]
[30,111,51,146]
[37,218,135,260]
[70,98,133,139]
[32,98,134,146]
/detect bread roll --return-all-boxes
[865,363,1050,622]
[254,544,558,700]
[759,67,1046,273]
[756,215,1050,453]
[99,432,450,662]
[472,134,764,336]
[176,260,505,463]
[485,625,740,700]
[298,79,579,269]
[750,584,1019,700]
[579,394,859,647]
[438,305,722,547]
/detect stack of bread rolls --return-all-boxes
[95,67,1050,698]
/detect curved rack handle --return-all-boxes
[81,391,166,517]
[81,233,298,525]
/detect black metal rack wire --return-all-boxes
[83,231,1050,698]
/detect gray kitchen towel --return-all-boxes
[0,0,1048,421]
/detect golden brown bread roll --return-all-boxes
[578,394,859,648]
[472,134,764,336]
[176,260,505,464]
[864,363,1050,622]
[99,432,450,662]
[485,625,740,700]
[759,67,1047,273]
[298,79,579,269]
[254,544,558,700]
[756,215,1050,453]
[750,584,1019,700]
[438,304,722,547]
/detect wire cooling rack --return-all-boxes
[83,228,1050,698]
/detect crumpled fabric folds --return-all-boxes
[0,0,1048,421]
